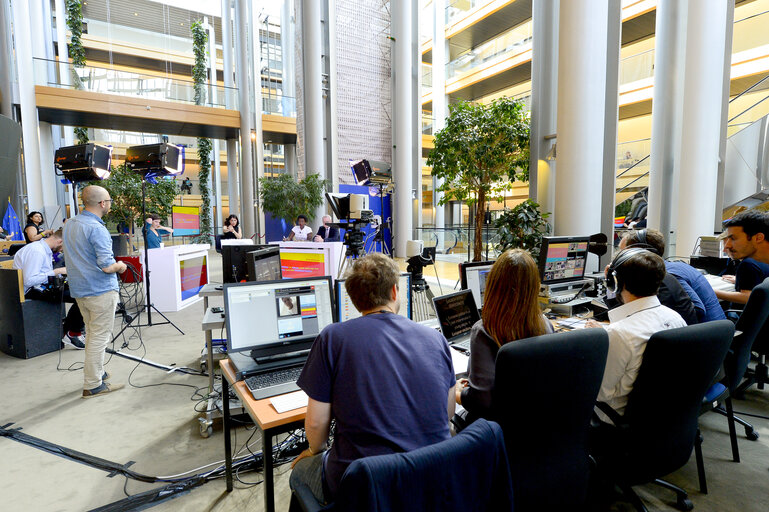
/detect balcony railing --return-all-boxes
[446,0,482,26]
[422,64,433,88]
[34,57,239,109]
[422,113,435,135]
[262,91,297,117]
[732,9,769,54]
[446,21,532,81]
[619,48,654,85]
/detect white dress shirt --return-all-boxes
[12,240,55,294]
[291,225,313,241]
[597,295,687,420]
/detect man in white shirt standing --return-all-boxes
[588,248,686,420]
[12,229,86,348]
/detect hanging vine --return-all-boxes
[66,0,89,144]
[191,20,213,243]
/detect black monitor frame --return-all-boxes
[334,272,413,321]
[431,289,481,342]
[537,236,591,285]
[246,246,282,282]
[221,243,264,283]
[459,260,495,290]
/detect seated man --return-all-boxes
[290,253,455,504]
[621,229,725,322]
[715,209,769,306]
[12,229,85,348]
[588,249,686,421]
[313,215,340,242]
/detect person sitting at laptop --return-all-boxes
[455,249,553,421]
[290,253,455,504]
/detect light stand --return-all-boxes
[368,182,393,257]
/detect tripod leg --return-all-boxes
[149,305,185,335]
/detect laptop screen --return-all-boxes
[432,290,480,342]
[224,277,335,354]
[460,261,494,310]
[336,273,412,321]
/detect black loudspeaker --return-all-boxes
[54,143,113,181]
[125,143,182,176]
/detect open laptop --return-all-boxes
[432,290,481,352]
[223,276,335,400]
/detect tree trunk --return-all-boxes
[474,191,486,261]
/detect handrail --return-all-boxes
[616,154,650,179]
[728,92,769,124]
[618,136,652,145]
[616,172,649,195]
[729,74,769,105]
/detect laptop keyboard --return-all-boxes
[245,366,303,400]
[453,339,471,351]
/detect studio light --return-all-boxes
[54,143,113,182]
[125,143,183,177]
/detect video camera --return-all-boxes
[405,240,436,287]
[326,193,375,258]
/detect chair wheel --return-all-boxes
[677,497,693,511]
[746,430,759,441]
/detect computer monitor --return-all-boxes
[459,261,494,310]
[247,247,282,282]
[335,273,412,322]
[223,277,335,359]
[537,236,590,285]
[431,290,481,342]
[221,243,263,283]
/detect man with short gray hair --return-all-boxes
[313,215,340,242]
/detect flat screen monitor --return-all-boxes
[247,247,282,282]
[221,243,263,283]
[459,261,494,310]
[431,290,481,342]
[335,273,412,322]
[223,277,335,358]
[538,236,590,285]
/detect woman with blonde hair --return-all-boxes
[456,248,553,419]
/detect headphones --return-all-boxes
[606,247,655,295]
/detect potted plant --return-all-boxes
[494,199,551,259]
[259,173,328,228]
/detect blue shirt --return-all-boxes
[143,221,163,249]
[665,261,726,322]
[734,258,769,293]
[63,211,118,298]
[12,239,54,293]
[297,313,454,498]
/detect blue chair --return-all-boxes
[289,418,514,512]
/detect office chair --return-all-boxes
[593,320,734,512]
[734,278,769,397]
[491,328,609,511]
[289,419,513,512]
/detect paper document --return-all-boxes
[450,348,469,375]
[556,317,590,330]
[704,274,734,293]
[270,390,308,413]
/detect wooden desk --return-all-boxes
[220,358,306,512]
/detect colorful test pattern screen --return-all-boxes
[172,205,200,236]
[180,256,208,301]
[280,251,326,279]
[542,241,588,284]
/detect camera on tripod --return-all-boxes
[405,240,436,287]
[326,192,374,259]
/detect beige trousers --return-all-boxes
[76,290,119,390]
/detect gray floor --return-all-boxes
[1,250,768,511]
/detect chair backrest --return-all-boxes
[730,278,769,390]
[619,320,734,483]
[335,419,513,512]
[491,328,609,510]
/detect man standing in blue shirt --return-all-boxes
[289,253,455,504]
[63,185,127,398]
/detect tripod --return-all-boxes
[367,183,392,257]
[407,255,438,322]
[336,220,368,277]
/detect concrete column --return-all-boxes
[554,0,608,237]
[647,0,687,255]
[234,0,256,237]
[0,0,12,118]
[529,0,559,224]
[325,0,339,202]
[250,3,266,237]
[714,2,735,234]
[301,0,327,224]
[411,0,421,233]
[600,1,621,253]
[221,0,240,217]
[280,0,299,180]
[675,1,730,256]
[432,0,447,231]
[392,0,414,257]
[206,18,223,234]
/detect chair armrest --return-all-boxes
[595,401,627,427]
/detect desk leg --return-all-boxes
[264,429,275,512]
[223,376,233,492]
[206,330,215,393]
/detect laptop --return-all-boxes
[432,290,481,352]
[223,276,335,400]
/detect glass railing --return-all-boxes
[34,57,238,109]
[732,10,769,54]
[422,113,435,135]
[619,48,655,85]
[422,64,433,88]
[262,93,297,117]
[446,0,482,25]
[617,138,651,172]
[446,21,532,81]
[727,75,769,138]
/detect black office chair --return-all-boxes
[491,328,609,511]
[734,278,769,397]
[593,320,734,512]
[289,418,513,512]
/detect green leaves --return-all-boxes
[65,1,86,67]
[259,174,329,224]
[494,199,551,259]
[191,20,208,106]
[191,20,213,243]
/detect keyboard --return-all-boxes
[452,338,471,352]
[244,365,303,400]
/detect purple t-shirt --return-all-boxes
[297,312,455,498]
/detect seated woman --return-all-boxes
[24,211,53,243]
[222,214,242,240]
[285,214,313,241]
[456,249,553,421]
[143,213,174,249]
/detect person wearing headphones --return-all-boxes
[587,248,686,421]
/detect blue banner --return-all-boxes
[2,199,23,241]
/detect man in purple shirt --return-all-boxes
[290,253,455,504]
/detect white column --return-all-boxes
[392,0,414,257]
[674,1,730,256]
[554,0,608,236]
[0,0,12,118]
[234,0,256,238]
[251,3,266,236]
[301,0,327,224]
[432,0,447,231]
[647,0,687,254]
[281,0,298,180]
[206,18,223,235]
[221,0,240,217]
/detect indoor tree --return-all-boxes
[259,173,328,226]
[427,97,530,261]
[191,20,213,243]
[494,199,551,259]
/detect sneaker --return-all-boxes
[102,372,111,382]
[82,383,124,399]
[63,333,85,350]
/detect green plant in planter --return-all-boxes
[259,173,328,225]
[66,0,88,144]
[191,20,213,243]
[494,199,551,259]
